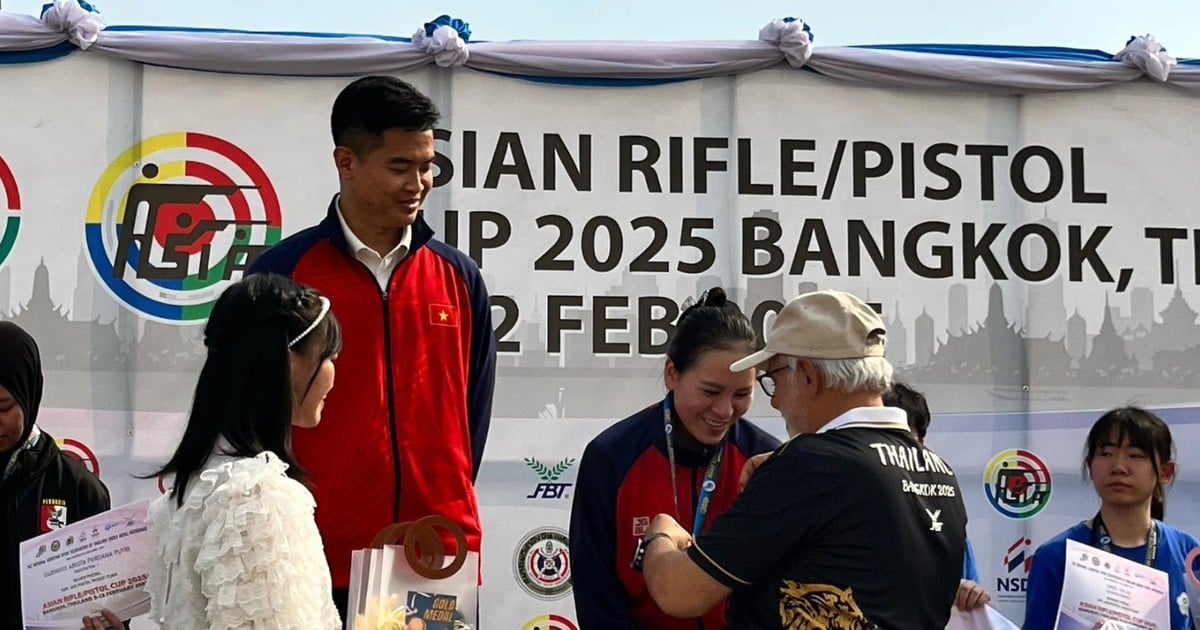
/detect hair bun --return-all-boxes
[702,287,728,307]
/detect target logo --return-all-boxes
[520,615,578,630]
[984,449,1052,519]
[85,132,282,322]
[56,438,100,476]
[0,154,21,270]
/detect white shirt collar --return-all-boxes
[335,195,411,262]
[816,406,910,434]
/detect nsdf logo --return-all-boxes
[524,457,576,500]
[983,449,1052,519]
[995,537,1033,601]
[84,132,281,323]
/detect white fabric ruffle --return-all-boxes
[412,24,469,67]
[146,452,342,630]
[40,0,105,50]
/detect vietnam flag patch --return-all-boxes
[429,303,459,327]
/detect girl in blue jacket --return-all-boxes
[1024,407,1199,630]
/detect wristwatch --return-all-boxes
[631,532,674,572]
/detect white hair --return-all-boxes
[784,355,894,394]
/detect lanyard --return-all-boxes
[1091,511,1158,568]
[662,398,724,535]
[1,424,40,484]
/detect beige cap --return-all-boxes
[730,290,886,372]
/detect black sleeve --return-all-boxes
[465,270,496,482]
[688,442,843,588]
[569,442,638,630]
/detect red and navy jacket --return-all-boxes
[569,398,781,630]
[249,197,496,588]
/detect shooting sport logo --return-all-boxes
[0,154,21,270]
[85,132,281,322]
[524,457,576,500]
[513,527,572,600]
[520,615,578,630]
[983,449,1052,519]
[56,438,100,476]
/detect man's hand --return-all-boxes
[80,609,123,630]
[738,453,772,493]
[647,513,692,550]
[955,579,991,611]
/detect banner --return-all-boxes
[3,53,1200,627]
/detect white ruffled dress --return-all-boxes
[146,451,343,629]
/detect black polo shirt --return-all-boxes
[688,407,967,629]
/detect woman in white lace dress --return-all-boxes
[85,274,344,630]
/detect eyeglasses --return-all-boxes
[756,365,790,397]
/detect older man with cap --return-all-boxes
[637,290,968,629]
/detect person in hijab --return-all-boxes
[0,321,111,628]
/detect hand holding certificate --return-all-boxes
[19,500,152,629]
[1055,539,1170,630]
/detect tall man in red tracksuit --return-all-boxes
[249,76,496,621]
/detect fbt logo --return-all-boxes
[524,457,576,499]
[995,537,1033,599]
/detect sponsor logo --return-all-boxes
[632,516,650,537]
[524,457,576,499]
[995,537,1032,600]
[983,449,1052,519]
[84,132,281,322]
[513,527,572,600]
[56,438,100,476]
[925,508,943,532]
[0,155,20,270]
[520,615,578,630]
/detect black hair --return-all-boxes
[331,75,440,155]
[1084,406,1175,520]
[150,274,342,507]
[883,382,931,440]
[666,287,757,374]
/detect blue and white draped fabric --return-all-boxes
[412,15,470,67]
[1115,34,1176,82]
[39,0,104,50]
[1,0,1200,92]
[758,17,813,68]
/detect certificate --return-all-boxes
[19,499,153,629]
[1055,539,1170,630]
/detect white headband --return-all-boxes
[288,296,331,349]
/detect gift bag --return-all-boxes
[348,516,479,630]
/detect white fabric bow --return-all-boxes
[759,18,813,68]
[1116,35,1176,82]
[412,24,470,67]
[41,0,105,50]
